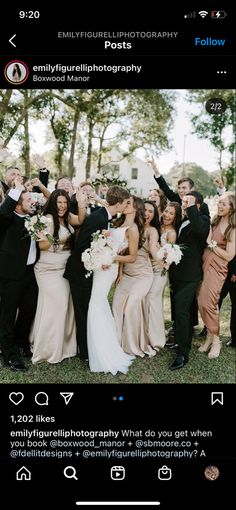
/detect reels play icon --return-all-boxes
[111,466,126,480]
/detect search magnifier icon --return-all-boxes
[64,466,78,480]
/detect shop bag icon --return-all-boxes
[158,465,172,480]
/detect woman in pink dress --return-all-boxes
[198,192,236,358]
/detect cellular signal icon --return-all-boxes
[184,11,196,18]
[198,10,208,18]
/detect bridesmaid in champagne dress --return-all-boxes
[31,190,80,364]
[112,197,154,357]
[143,201,182,351]
[198,193,236,359]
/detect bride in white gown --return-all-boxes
[87,225,135,375]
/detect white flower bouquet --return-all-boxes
[81,230,117,277]
[157,243,184,276]
[90,173,128,188]
[24,214,54,243]
[32,193,47,213]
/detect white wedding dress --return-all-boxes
[87,226,134,375]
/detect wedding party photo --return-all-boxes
[0,88,235,385]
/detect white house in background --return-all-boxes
[74,150,156,198]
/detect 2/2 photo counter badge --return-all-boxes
[4,60,29,84]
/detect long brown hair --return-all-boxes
[43,189,72,249]
[212,192,236,241]
[114,195,145,249]
[149,188,167,213]
[167,202,182,230]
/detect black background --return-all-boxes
[0,3,235,87]
[0,3,235,508]
[1,384,235,508]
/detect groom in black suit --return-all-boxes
[0,179,38,370]
[64,185,130,360]
[169,191,210,370]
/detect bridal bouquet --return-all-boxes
[81,230,117,277]
[24,214,54,243]
[157,243,184,276]
[31,193,47,214]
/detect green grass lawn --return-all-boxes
[0,289,235,384]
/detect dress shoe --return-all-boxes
[79,356,89,362]
[197,326,207,337]
[20,347,33,359]
[165,340,178,349]
[167,326,175,338]
[5,359,28,371]
[169,353,189,370]
[226,340,236,348]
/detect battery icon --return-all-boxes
[211,10,227,18]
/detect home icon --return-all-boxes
[16,466,31,481]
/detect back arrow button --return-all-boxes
[9,34,16,47]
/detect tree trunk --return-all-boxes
[50,114,63,178]
[218,123,224,172]
[68,109,79,179]
[85,119,94,180]
[23,91,31,177]
[57,146,63,177]
[0,90,13,129]
[97,125,107,174]
[3,91,50,147]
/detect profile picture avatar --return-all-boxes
[4,60,29,84]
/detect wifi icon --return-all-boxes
[198,10,208,18]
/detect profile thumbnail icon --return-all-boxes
[204,465,220,481]
[4,60,29,85]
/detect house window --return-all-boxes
[131,167,138,179]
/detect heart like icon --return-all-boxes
[9,392,24,405]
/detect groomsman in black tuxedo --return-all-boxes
[64,186,130,360]
[149,159,210,217]
[0,179,38,371]
[169,191,210,370]
[148,159,210,334]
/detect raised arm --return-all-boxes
[147,159,178,202]
[186,204,210,239]
[31,177,50,199]
[0,178,25,223]
[69,187,89,226]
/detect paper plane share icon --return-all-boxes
[60,392,74,405]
